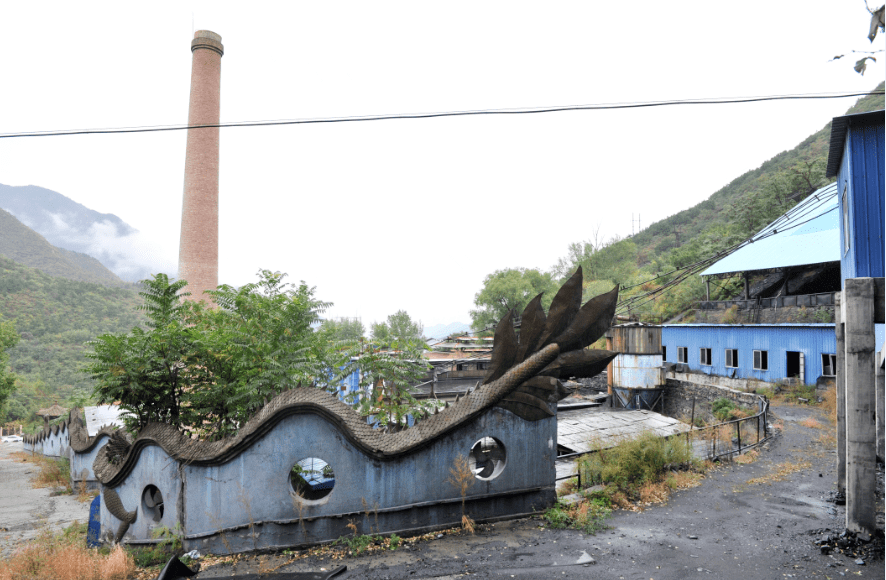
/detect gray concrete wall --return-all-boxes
[100,406,557,553]
[663,373,763,424]
[70,434,110,490]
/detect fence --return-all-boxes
[555,395,770,484]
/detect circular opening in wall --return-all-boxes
[290,457,335,502]
[142,485,164,522]
[469,437,506,480]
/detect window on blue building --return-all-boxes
[822,354,837,377]
[725,349,738,368]
[700,348,712,366]
[662,346,667,361]
[677,347,688,363]
[753,350,768,371]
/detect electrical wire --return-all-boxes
[0,91,881,139]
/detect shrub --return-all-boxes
[578,432,699,499]
[712,398,735,422]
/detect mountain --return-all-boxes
[0,207,126,286]
[631,82,885,262]
[0,183,160,282]
[0,255,144,425]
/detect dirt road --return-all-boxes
[198,403,884,579]
[0,442,90,558]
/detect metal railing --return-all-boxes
[554,395,770,483]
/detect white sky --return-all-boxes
[0,1,883,329]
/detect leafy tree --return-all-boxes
[553,236,638,290]
[348,336,437,433]
[0,316,19,421]
[370,310,424,348]
[85,274,197,432]
[86,271,342,437]
[319,317,365,342]
[470,268,557,331]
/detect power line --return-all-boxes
[1,91,881,139]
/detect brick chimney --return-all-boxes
[178,30,224,302]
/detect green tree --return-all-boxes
[349,336,436,433]
[320,317,366,342]
[0,316,20,421]
[370,310,424,348]
[470,268,557,331]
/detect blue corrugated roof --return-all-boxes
[701,183,839,277]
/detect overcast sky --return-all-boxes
[0,1,882,329]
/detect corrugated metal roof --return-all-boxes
[83,405,126,436]
[700,183,839,277]
[826,109,885,178]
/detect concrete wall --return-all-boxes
[99,406,557,553]
[663,372,765,424]
[70,434,111,491]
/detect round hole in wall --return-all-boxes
[142,485,164,522]
[469,437,506,481]
[290,457,335,502]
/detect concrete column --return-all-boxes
[179,30,224,302]
[877,350,884,463]
[844,278,877,535]
[835,292,846,495]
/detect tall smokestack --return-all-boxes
[179,30,223,301]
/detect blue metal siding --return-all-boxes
[838,120,885,284]
[851,123,885,278]
[662,325,836,382]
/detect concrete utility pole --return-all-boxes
[179,30,224,302]
[835,292,846,496]
[843,278,877,534]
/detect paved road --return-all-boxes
[198,404,884,579]
[0,441,91,557]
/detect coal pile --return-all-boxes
[810,528,885,564]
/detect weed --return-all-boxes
[127,523,184,569]
[389,533,401,549]
[722,305,739,324]
[332,532,380,556]
[543,495,611,534]
[447,454,476,533]
[0,522,135,580]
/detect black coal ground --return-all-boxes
[198,403,884,580]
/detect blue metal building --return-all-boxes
[826,109,885,283]
[662,323,837,383]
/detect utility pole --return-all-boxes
[632,214,641,236]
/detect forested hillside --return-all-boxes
[0,207,126,286]
[0,256,143,425]
[633,82,884,262]
[549,83,884,322]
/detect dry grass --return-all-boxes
[819,387,838,424]
[800,417,823,429]
[11,451,71,490]
[0,526,135,580]
[734,449,760,464]
[746,459,812,486]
